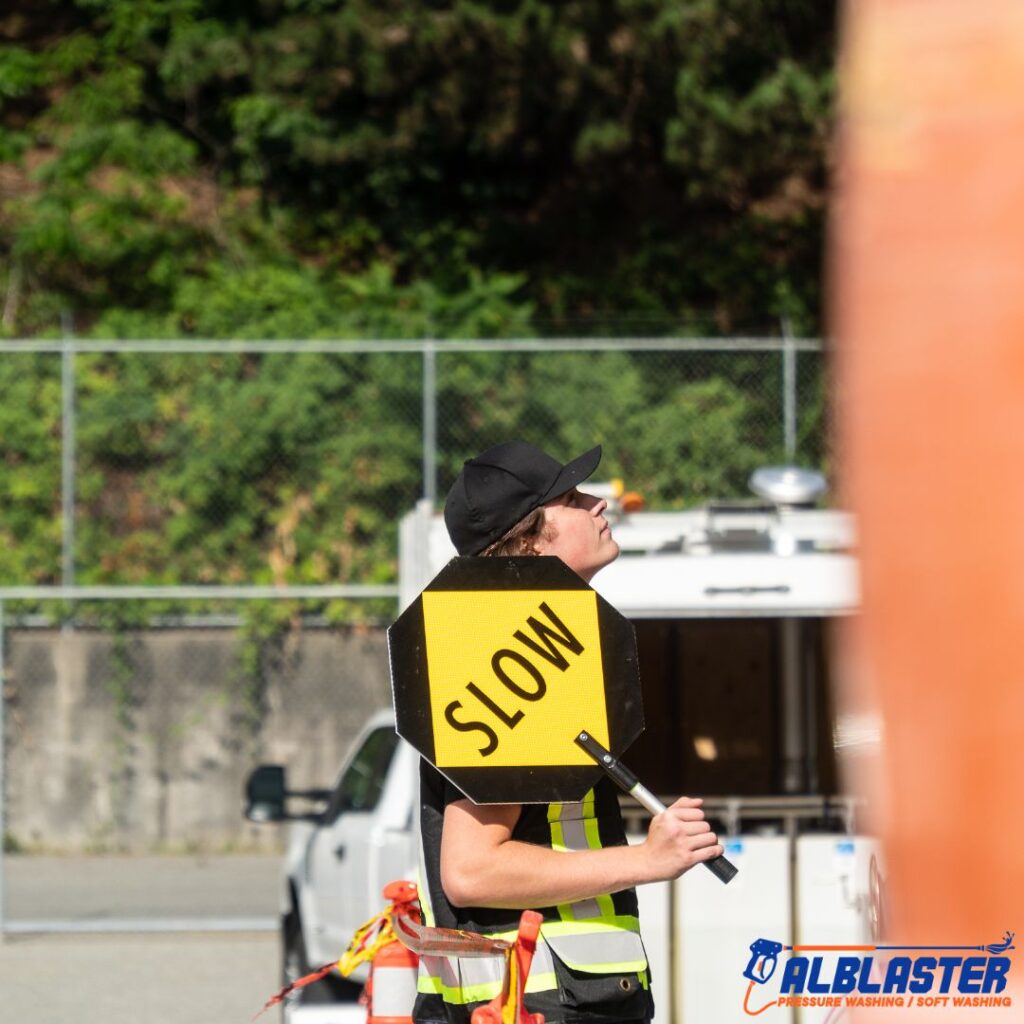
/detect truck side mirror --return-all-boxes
[245,764,287,822]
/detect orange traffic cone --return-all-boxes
[364,881,421,1024]
[366,935,419,1024]
[253,881,421,1022]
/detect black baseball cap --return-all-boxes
[444,441,602,556]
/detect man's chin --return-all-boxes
[599,539,621,566]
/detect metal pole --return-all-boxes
[779,617,805,793]
[782,318,797,461]
[804,626,819,794]
[0,599,6,939]
[4,336,825,355]
[61,334,75,588]
[422,342,437,506]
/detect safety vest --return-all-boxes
[413,761,652,1024]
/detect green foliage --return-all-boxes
[0,354,63,580]
[3,830,25,854]
[435,348,789,509]
[0,0,834,334]
[0,1,835,590]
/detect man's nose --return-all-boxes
[586,495,608,516]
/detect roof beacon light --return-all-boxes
[749,466,827,509]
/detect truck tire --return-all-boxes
[281,906,362,1012]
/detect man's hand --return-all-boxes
[639,797,723,882]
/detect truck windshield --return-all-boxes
[325,726,400,821]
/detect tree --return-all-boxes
[0,0,835,335]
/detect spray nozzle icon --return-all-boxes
[743,938,783,984]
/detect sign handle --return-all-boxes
[574,731,738,885]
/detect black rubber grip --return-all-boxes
[575,730,639,790]
[706,852,739,884]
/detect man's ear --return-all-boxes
[527,508,552,555]
[530,523,552,556]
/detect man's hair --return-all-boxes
[479,506,548,557]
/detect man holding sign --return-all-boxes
[412,441,724,1024]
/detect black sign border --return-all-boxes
[389,556,644,804]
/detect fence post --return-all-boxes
[422,341,437,506]
[0,599,6,939]
[782,319,797,461]
[61,336,75,587]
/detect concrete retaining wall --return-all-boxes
[3,626,393,852]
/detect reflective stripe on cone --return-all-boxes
[368,940,419,1024]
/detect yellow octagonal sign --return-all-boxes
[388,556,644,803]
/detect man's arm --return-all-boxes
[440,796,722,910]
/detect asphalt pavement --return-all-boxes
[1,855,285,1024]
[5,853,282,926]
[1,929,279,1024]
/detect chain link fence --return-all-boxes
[2,338,827,589]
[0,337,827,930]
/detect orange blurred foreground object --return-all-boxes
[835,0,1024,1018]
[470,911,545,1024]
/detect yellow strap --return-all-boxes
[336,911,396,976]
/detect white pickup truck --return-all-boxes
[246,710,419,1008]
[246,472,884,1024]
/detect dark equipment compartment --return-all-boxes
[627,618,837,799]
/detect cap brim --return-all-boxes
[541,445,602,503]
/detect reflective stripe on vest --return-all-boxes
[547,792,616,922]
[545,790,647,972]
[416,866,436,927]
[415,917,647,1001]
[417,945,557,1004]
[541,920,647,973]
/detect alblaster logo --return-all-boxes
[742,930,1015,1015]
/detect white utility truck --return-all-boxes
[246,469,882,1024]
